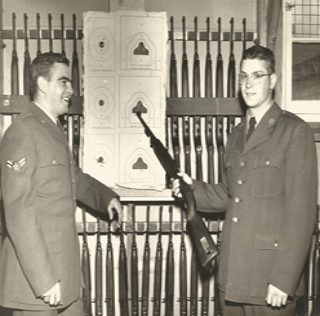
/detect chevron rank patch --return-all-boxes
[6,157,27,173]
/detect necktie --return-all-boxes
[246,117,256,141]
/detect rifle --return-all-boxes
[11,12,19,95]
[242,18,247,53]
[170,17,181,169]
[213,219,222,316]
[141,205,151,316]
[205,17,213,98]
[82,209,92,316]
[106,221,115,316]
[152,206,163,316]
[61,14,66,57]
[170,16,178,98]
[227,18,236,135]
[131,205,139,316]
[227,18,236,98]
[136,111,218,268]
[48,14,53,53]
[181,16,189,98]
[183,116,191,176]
[95,217,103,316]
[36,13,41,57]
[193,16,200,98]
[118,223,129,316]
[190,250,198,316]
[200,220,212,316]
[165,206,175,316]
[205,17,215,184]
[23,13,31,96]
[179,212,188,316]
[193,17,203,182]
[215,17,226,182]
[72,14,80,96]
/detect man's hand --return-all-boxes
[171,172,193,199]
[265,284,288,307]
[41,281,61,306]
[107,197,123,228]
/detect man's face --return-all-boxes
[43,63,73,118]
[239,59,277,110]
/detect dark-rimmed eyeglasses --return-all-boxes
[238,72,273,85]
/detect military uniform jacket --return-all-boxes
[0,102,118,310]
[193,103,317,305]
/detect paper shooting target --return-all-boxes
[89,27,114,62]
[88,86,114,120]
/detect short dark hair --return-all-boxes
[241,45,275,73]
[30,52,70,99]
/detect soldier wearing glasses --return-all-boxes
[172,45,317,315]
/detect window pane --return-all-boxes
[292,43,320,100]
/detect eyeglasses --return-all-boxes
[238,73,273,85]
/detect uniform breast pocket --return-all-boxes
[37,152,69,195]
[251,153,284,198]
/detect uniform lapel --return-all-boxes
[28,102,69,148]
[241,102,281,156]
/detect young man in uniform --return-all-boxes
[172,45,318,315]
[0,53,122,316]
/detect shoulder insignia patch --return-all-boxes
[6,157,27,173]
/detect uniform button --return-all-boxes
[234,197,240,203]
[237,180,243,185]
[240,161,245,167]
[265,160,270,165]
[232,217,239,222]
[52,160,56,164]
[274,243,278,247]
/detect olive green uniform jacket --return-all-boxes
[193,103,317,305]
[0,102,118,310]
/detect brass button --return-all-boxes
[237,180,243,185]
[232,217,239,222]
[234,197,240,203]
[240,161,245,167]
[265,160,270,165]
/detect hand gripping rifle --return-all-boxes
[135,112,218,268]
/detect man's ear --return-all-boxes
[37,76,47,94]
[270,73,277,90]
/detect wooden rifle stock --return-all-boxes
[36,13,41,57]
[141,205,151,316]
[95,217,103,316]
[206,116,215,184]
[82,209,92,316]
[136,111,218,268]
[61,14,66,57]
[72,14,80,96]
[118,224,129,316]
[152,206,163,316]
[106,222,115,316]
[183,116,191,176]
[11,13,19,95]
[179,212,188,316]
[181,16,189,98]
[165,206,175,316]
[131,205,139,316]
[48,14,53,53]
[23,14,31,96]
